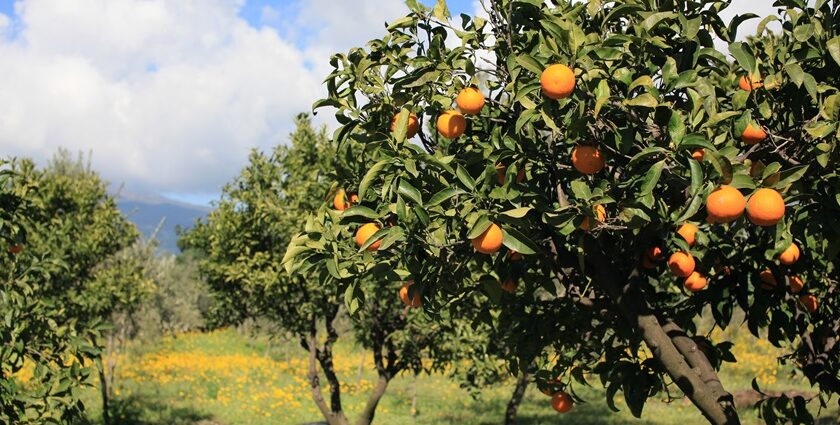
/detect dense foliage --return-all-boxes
[286,0,840,424]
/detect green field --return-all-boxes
[78,329,839,425]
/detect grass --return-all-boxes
[78,328,839,425]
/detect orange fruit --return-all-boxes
[779,243,800,265]
[668,252,695,278]
[472,223,504,254]
[8,245,22,255]
[508,250,523,261]
[436,110,466,139]
[691,149,705,161]
[800,294,818,313]
[500,279,517,294]
[580,205,606,231]
[706,185,746,223]
[677,223,698,247]
[572,145,605,174]
[738,75,762,91]
[759,269,777,290]
[645,246,665,262]
[456,87,485,115]
[355,223,382,251]
[742,123,767,145]
[399,280,422,308]
[495,163,526,185]
[789,275,804,294]
[746,188,785,227]
[642,256,656,269]
[391,112,420,139]
[333,189,358,211]
[684,272,708,292]
[551,391,574,413]
[541,64,576,100]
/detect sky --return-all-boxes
[0,0,782,206]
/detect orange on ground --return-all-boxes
[500,279,517,294]
[738,75,762,91]
[747,188,785,227]
[580,204,606,231]
[572,145,605,174]
[541,64,576,100]
[668,252,695,278]
[691,149,705,161]
[742,123,767,145]
[399,280,422,308]
[436,110,466,139]
[391,112,420,139]
[355,223,382,251]
[684,272,708,292]
[677,223,699,247]
[645,246,664,262]
[551,391,574,413]
[800,294,818,313]
[472,223,504,254]
[779,243,800,265]
[759,269,777,290]
[706,185,746,223]
[789,275,804,294]
[8,245,22,255]
[456,87,486,115]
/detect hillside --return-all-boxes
[116,192,211,253]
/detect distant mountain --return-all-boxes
[115,192,212,253]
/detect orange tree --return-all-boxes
[1,154,143,424]
[286,0,840,423]
[180,115,458,425]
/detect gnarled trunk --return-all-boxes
[504,371,530,425]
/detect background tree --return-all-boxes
[286,0,840,424]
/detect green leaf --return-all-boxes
[405,0,429,13]
[397,180,423,206]
[628,76,653,92]
[570,180,592,200]
[669,111,686,144]
[784,63,805,87]
[729,42,756,74]
[359,160,390,200]
[387,16,416,31]
[501,207,532,218]
[640,160,665,194]
[433,0,450,21]
[773,165,809,189]
[467,216,492,239]
[624,93,658,108]
[456,165,476,191]
[427,188,464,207]
[679,134,715,151]
[341,205,379,220]
[828,36,840,67]
[689,159,703,195]
[629,147,666,166]
[515,54,544,76]
[501,227,540,255]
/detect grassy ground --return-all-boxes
[79,329,838,425]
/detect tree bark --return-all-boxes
[306,333,349,425]
[504,372,530,425]
[354,376,390,425]
[98,363,111,425]
[583,238,740,425]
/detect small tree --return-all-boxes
[287,1,840,423]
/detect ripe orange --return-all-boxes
[572,145,605,174]
[472,223,504,254]
[391,112,420,138]
[668,252,695,278]
[399,280,422,308]
[691,148,705,161]
[508,250,523,261]
[742,123,767,145]
[789,275,804,294]
[759,269,777,290]
[677,223,698,247]
[500,279,517,294]
[541,64,576,100]
[551,391,574,413]
[437,110,466,139]
[738,75,762,91]
[8,245,23,255]
[779,243,800,265]
[746,188,785,227]
[355,223,382,251]
[645,246,665,262]
[333,189,358,211]
[706,185,746,223]
[800,294,818,313]
[456,87,486,115]
[580,204,606,231]
[496,163,526,185]
[684,271,708,292]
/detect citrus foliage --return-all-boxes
[1,153,143,423]
[287,0,840,423]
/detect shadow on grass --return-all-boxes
[104,394,217,425]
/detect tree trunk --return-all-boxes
[583,239,740,425]
[354,376,390,425]
[504,372,530,425]
[306,334,349,425]
[411,375,418,422]
[98,360,111,425]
